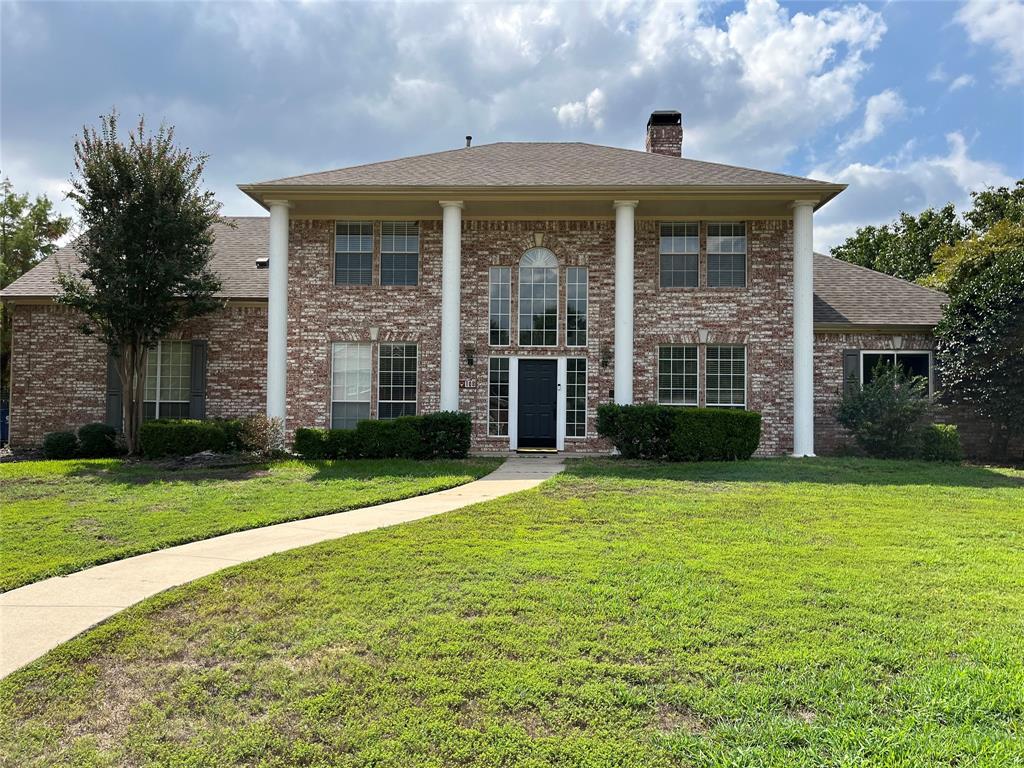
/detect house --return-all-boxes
[3,110,968,456]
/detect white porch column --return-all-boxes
[613,200,638,405]
[266,200,290,428]
[792,201,816,457]
[439,201,464,412]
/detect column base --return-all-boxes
[791,452,817,458]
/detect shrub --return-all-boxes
[237,414,283,457]
[293,427,328,459]
[417,411,472,458]
[139,419,229,458]
[324,428,358,460]
[917,424,963,462]
[353,418,421,459]
[214,418,245,452]
[42,431,79,459]
[596,404,761,461]
[76,422,119,457]
[836,362,929,458]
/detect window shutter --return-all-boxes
[105,351,123,432]
[842,349,860,396]
[189,340,208,419]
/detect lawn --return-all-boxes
[0,457,500,592]
[2,458,1023,767]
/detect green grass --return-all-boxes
[0,457,500,592]
[2,458,1023,767]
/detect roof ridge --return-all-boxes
[249,144,477,186]
[816,253,948,298]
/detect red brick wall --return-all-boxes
[7,302,267,447]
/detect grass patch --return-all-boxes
[0,457,500,592]
[2,457,1023,766]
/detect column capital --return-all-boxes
[264,199,293,209]
[790,200,817,210]
[439,200,464,210]
[613,200,639,210]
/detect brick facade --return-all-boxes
[7,303,267,447]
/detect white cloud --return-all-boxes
[948,74,975,92]
[839,89,907,152]
[553,88,607,129]
[811,132,1014,252]
[955,0,1024,85]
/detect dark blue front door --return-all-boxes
[518,359,557,448]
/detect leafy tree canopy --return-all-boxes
[0,178,72,289]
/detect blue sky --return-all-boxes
[2,0,1022,252]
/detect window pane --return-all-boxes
[566,267,588,347]
[381,222,419,286]
[159,341,192,402]
[489,267,511,346]
[519,249,558,346]
[897,352,930,382]
[659,223,699,288]
[862,353,894,386]
[335,221,373,285]
[657,346,698,405]
[566,358,587,437]
[707,222,746,287]
[332,342,371,405]
[331,402,370,430]
[378,343,417,419]
[488,357,510,436]
[705,346,746,407]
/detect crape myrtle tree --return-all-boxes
[56,112,223,454]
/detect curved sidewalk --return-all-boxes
[0,455,564,679]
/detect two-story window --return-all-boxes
[707,222,747,287]
[659,222,699,288]
[489,267,511,346]
[566,267,588,347]
[144,340,192,419]
[334,221,419,286]
[518,248,558,346]
[657,344,747,408]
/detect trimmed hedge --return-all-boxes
[77,422,119,458]
[293,411,472,460]
[42,431,79,459]
[917,423,963,462]
[139,419,230,458]
[596,404,762,461]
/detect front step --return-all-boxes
[516,447,559,454]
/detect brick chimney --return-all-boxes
[645,111,682,157]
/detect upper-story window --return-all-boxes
[707,222,746,287]
[335,222,373,285]
[381,222,419,286]
[518,247,558,346]
[489,267,511,346]
[566,267,588,347]
[659,222,699,288]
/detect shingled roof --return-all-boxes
[246,142,839,190]
[2,218,945,330]
[0,217,268,300]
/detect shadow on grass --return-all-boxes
[562,456,1024,489]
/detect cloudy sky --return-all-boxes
[2,0,1022,251]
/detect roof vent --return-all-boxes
[465,135,473,148]
[645,110,682,157]
[256,256,269,270]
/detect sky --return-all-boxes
[2,0,1022,253]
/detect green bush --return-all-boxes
[139,419,229,458]
[837,362,930,458]
[596,404,761,461]
[292,412,473,460]
[42,431,79,459]
[917,423,963,462]
[76,422,119,458]
[213,418,245,452]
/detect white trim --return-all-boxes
[377,342,418,419]
[517,248,559,348]
[565,356,588,439]
[488,266,512,348]
[859,349,934,397]
[556,357,567,451]
[508,357,519,450]
[704,344,748,409]
[655,344,699,407]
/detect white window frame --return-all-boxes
[565,357,588,439]
[334,220,374,286]
[487,356,511,437]
[144,340,192,419]
[377,342,418,419]
[380,221,420,286]
[659,221,700,289]
[566,266,588,348]
[488,266,511,347]
[518,248,559,348]
[859,350,934,397]
[705,345,747,409]
[657,345,699,407]
[330,341,372,429]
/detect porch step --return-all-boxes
[516,447,559,454]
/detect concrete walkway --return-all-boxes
[0,456,563,679]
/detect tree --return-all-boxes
[56,112,223,454]
[965,180,1024,233]
[0,179,72,398]
[831,204,966,283]
[933,221,1024,460]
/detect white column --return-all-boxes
[613,200,638,405]
[266,200,290,429]
[792,201,816,457]
[439,201,464,412]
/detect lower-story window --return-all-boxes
[378,343,418,419]
[488,357,509,437]
[566,358,587,437]
[657,345,698,405]
[144,340,191,419]
[705,345,746,408]
[331,342,371,429]
[862,351,931,394]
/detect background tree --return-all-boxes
[964,180,1024,233]
[931,221,1024,460]
[56,112,223,454]
[0,178,72,401]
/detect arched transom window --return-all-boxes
[518,247,558,346]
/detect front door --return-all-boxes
[517,359,557,448]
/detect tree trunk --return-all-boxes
[118,342,148,455]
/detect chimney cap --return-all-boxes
[647,110,681,127]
